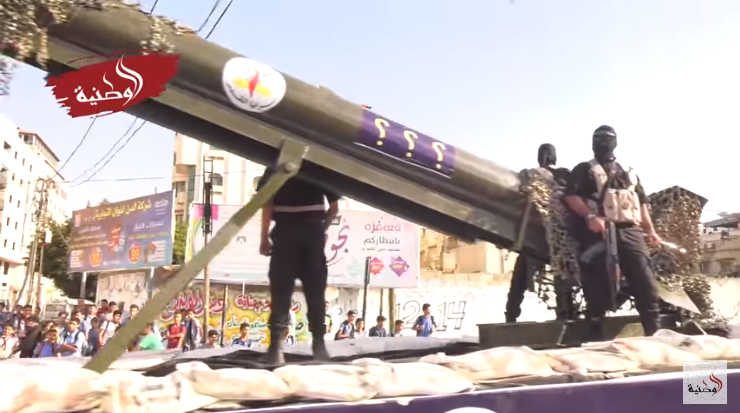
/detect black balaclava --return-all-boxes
[592,125,617,163]
[537,143,557,168]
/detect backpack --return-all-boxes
[334,321,355,341]
[414,315,436,336]
[63,329,89,356]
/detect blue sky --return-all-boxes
[1,0,738,221]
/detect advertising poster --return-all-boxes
[187,205,420,288]
[68,192,174,272]
[158,284,311,346]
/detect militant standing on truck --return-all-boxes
[258,169,340,365]
[563,125,662,339]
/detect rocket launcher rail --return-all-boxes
[4,2,549,259]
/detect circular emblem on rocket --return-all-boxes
[222,57,287,113]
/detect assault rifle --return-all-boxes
[580,222,699,314]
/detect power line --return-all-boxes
[197,0,222,32]
[72,0,234,187]
[56,117,98,176]
[204,0,234,39]
[69,118,138,183]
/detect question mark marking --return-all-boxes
[375,118,390,146]
[403,130,418,157]
[432,141,446,169]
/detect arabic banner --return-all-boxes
[158,283,311,346]
[186,205,420,288]
[69,192,174,272]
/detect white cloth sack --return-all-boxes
[541,348,640,373]
[351,358,474,397]
[650,329,740,360]
[608,338,701,368]
[274,364,379,402]
[419,346,554,381]
[175,361,292,401]
[99,369,217,413]
[0,365,103,413]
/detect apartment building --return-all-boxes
[0,115,71,302]
[701,213,740,276]
[419,228,517,275]
[171,134,374,220]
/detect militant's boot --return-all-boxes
[587,317,606,342]
[265,329,286,366]
[312,326,330,362]
[640,311,660,337]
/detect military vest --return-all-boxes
[589,159,641,224]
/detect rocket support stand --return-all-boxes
[84,140,307,373]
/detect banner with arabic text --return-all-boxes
[186,206,420,288]
[68,192,174,272]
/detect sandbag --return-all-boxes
[419,346,554,381]
[650,329,740,360]
[274,364,379,402]
[175,361,292,401]
[0,365,103,413]
[352,358,475,397]
[541,348,640,373]
[99,369,217,413]
[610,338,700,368]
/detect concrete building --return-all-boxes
[419,227,517,275]
[171,134,374,220]
[0,115,71,303]
[701,213,740,275]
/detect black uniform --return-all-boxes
[563,126,660,337]
[506,144,575,322]
[257,170,339,362]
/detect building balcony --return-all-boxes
[175,190,186,205]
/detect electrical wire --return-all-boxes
[69,118,139,183]
[56,117,98,176]
[73,120,147,187]
[73,0,234,188]
[197,0,222,33]
[204,0,234,39]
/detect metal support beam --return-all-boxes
[84,140,306,373]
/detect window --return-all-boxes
[14,221,17,230]
[719,259,736,273]
[12,242,15,250]
[11,174,14,181]
[8,195,12,203]
[173,151,177,165]
[13,151,17,159]
[16,200,19,208]
[211,173,224,186]
[19,179,23,185]
[5,218,8,226]
[23,134,33,145]
[3,142,10,152]
[3,240,6,248]
[21,158,25,166]
[2,262,8,275]
[29,165,32,173]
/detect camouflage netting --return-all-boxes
[0,0,193,66]
[521,171,730,332]
[648,187,729,332]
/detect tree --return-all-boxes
[29,219,97,300]
[99,198,110,205]
[172,219,187,265]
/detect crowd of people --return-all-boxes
[0,297,443,359]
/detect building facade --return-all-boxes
[171,134,374,220]
[701,214,740,275]
[419,228,517,275]
[0,115,71,303]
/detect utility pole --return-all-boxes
[201,156,214,342]
[36,179,51,309]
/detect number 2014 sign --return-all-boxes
[357,110,456,177]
